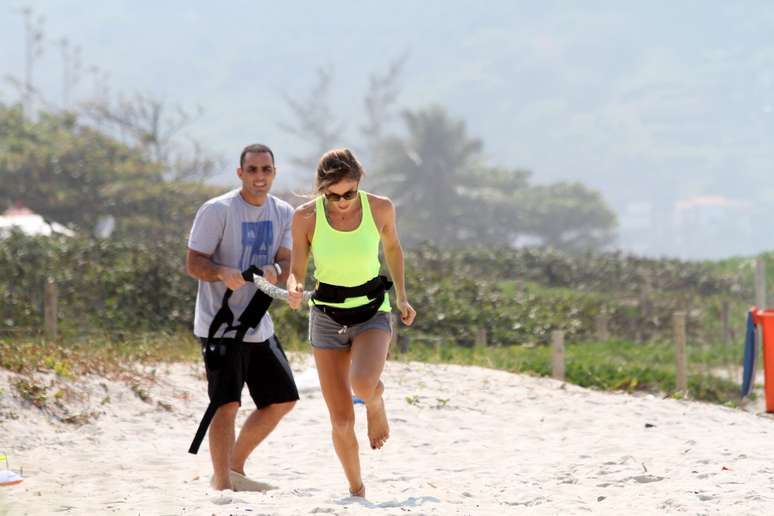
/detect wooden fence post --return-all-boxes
[398,334,409,353]
[673,311,687,393]
[551,330,565,381]
[720,300,731,345]
[637,273,653,343]
[595,313,610,341]
[389,313,399,356]
[44,278,58,340]
[475,327,487,349]
[756,256,767,309]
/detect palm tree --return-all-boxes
[370,105,482,246]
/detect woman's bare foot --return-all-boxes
[366,381,389,450]
[349,483,366,498]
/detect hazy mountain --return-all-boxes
[2,1,773,258]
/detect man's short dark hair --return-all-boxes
[240,144,275,168]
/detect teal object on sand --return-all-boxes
[741,310,758,398]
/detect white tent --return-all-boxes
[0,206,75,238]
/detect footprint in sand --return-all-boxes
[628,474,665,484]
[211,494,246,505]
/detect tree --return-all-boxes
[360,55,407,165]
[0,103,220,241]
[371,105,483,246]
[279,68,345,175]
[514,182,618,252]
[80,93,221,181]
[370,104,618,251]
[279,57,407,184]
[454,166,532,245]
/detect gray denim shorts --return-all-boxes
[308,305,392,349]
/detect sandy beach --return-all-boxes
[2,353,774,515]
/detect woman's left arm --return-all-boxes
[379,198,416,326]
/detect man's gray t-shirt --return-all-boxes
[188,189,293,342]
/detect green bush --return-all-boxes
[0,231,194,333]
[0,235,750,349]
[401,244,749,345]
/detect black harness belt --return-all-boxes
[188,265,272,455]
[311,275,393,327]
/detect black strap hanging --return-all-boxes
[188,266,273,455]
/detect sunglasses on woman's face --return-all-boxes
[324,189,358,202]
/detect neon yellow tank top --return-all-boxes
[310,191,391,311]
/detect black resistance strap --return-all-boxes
[188,266,272,454]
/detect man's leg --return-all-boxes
[231,400,295,474]
[202,337,244,491]
[209,401,239,490]
[231,336,299,477]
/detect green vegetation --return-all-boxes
[1,235,750,348]
[0,331,200,379]
[0,232,750,410]
[0,232,195,331]
[368,105,618,251]
[0,100,755,411]
[0,331,742,405]
[710,251,774,303]
[282,72,618,252]
[401,244,749,346]
[12,377,48,408]
[0,104,221,242]
[391,339,741,404]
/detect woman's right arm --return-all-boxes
[286,204,314,309]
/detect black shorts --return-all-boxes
[199,335,299,409]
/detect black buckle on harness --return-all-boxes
[189,265,272,455]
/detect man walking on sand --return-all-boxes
[186,143,298,491]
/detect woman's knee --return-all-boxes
[350,374,377,401]
[329,410,355,434]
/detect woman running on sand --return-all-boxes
[286,148,416,498]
